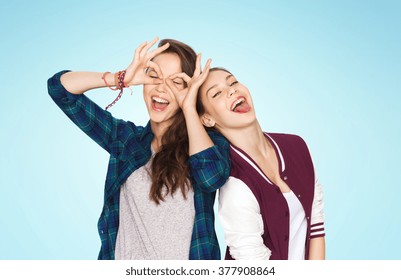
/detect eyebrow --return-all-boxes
[206,74,234,96]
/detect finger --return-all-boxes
[143,77,163,85]
[141,37,159,55]
[194,53,202,77]
[169,72,191,83]
[131,41,148,64]
[147,60,164,79]
[197,59,212,84]
[134,41,148,57]
[202,58,212,74]
[129,42,147,72]
[147,42,170,59]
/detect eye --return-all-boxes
[173,79,183,85]
[146,69,159,79]
[212,91,221,98]
[230,81,238,86]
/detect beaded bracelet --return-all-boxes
[103,70,130,110]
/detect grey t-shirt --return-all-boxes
[115,159,195,260]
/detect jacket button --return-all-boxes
[298,194,301,198]
[101,230,104,234]
[307,216,310,220]
[283,176,288,181]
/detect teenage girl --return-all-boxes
[47,38,230,259]
[196,68,325,260]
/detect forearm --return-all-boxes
[183,108,214,156]
[60,71,116,94]
[48,71,131,155]
[308,237,325,260]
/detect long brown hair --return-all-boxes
[149,39,197,204]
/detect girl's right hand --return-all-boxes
[124,37,169,86]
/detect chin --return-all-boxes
[149,111,177,126]
[149,114,170,125]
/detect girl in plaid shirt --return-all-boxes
[48,38,230,259]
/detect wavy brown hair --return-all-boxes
[149,39,197,204]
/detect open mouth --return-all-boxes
[152,96,170,111]
[230,97,251,113]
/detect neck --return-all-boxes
[150,120,171,152]
[220,121,273,159]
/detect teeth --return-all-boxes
[231,97,245,111]
[152,97,169,104]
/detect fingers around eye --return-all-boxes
[165,78,178,94]
[146,60,163,79]
[144,77,163,85]
[169,72,191,83]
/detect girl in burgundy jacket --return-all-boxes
[196,68,326,260]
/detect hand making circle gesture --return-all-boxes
[165,53,212,113]
[124,37,169,86]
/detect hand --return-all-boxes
[124,37,169,86]
[165,53,212,113]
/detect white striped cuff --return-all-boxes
[310,222,325,238]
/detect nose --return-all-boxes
[228,87,236,97]
[155,81,167,93]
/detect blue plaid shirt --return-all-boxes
[47,71,231,260]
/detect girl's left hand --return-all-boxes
[165,53,212,113]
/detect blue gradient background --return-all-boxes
[1,0,400,259]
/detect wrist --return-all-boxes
[182,106,199,116]
[102,72,118,90]
[107,73,116,85]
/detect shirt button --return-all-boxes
[283,176,288,181]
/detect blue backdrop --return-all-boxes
[1,0,400,259]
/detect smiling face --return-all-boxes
[199,69,257,132]
[143,52,185,127]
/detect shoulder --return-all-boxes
[207,129,225,141]
[219,176,259,210]
[123,120,151,138]
[116,120,152,150]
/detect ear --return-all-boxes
[200,114,216,128]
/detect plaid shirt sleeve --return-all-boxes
[47,70,140,158]
[188,130,231,193]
